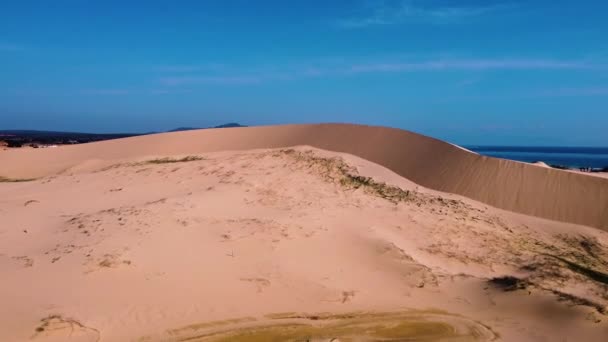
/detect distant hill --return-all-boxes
[0,130,139,138]
[167,127,199,132]
[168,123,246,132]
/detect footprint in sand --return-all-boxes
[83,253,132,273]
[12,255,34,267]
[340,290,356,303]
[322,290,356,304]
[240,277,271,293]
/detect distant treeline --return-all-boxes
[0,123,245,148]
[0,130,141,147]
[470,146,608,155]
[548,163,608,173]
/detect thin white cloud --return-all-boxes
[81,89,131,95]
[148,89,193,95]
[336,1,512,28]
[156,58,601,87]
[160,75,262,86]
[347,59,594,73]
[152,64,226,73]
[81,88,192,95]
[539,87,608,97]
[149,89,172,94]
[456,77,482,87]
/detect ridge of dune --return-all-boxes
[532,161,551,168]
[1,123,607,230]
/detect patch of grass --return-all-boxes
[579,236,602,259]
[280,149,414,204]
[340,174,412,203]
[546,254,608,286]
[514,234,608,313]
[550,289,607,314]
[279,149,481,211]
[144,156,204,164]
[547,235,608,279]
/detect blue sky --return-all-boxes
[1,0,608,145]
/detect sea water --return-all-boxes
[466,146,608,169]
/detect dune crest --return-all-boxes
[0,123,606,230]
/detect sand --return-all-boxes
[1,128,608,341]
[0,124,606,231]
[529,161,608,180]
[532,161,551,168]
[573,170,608,179]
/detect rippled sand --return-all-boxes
[173,311,495,341]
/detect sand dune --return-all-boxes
[1,123,607,230]
[532,161,551,168]
[2,146,608,341]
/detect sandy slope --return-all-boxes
[1,146,608,341]
[0,124,606,231]
[574,170,608,179]
[532,161,551,168]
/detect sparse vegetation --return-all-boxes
[547,255,608,285]
[279,149,414,204]
[144,156,204,164]
[550,289,607,314]
[534,235,608,286]
[512,234,608,314]
[35,314,62,333]
[340,174,412,203]
[99,259,114,268]
[99,155,206,171]
[6,140,23,148]
[552,235,608,271]
[0,176,35,183]
[277,149,474,213]
[34,314,101,341]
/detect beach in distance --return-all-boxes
[470,146,608,169]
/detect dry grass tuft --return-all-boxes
[0,176,35,183]
[279,149,414,204]
[144,156,204,164]
[550,289,607,314]
[277,149,475,210]
[34,314,100,341]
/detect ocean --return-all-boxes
[466,146,608,169]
